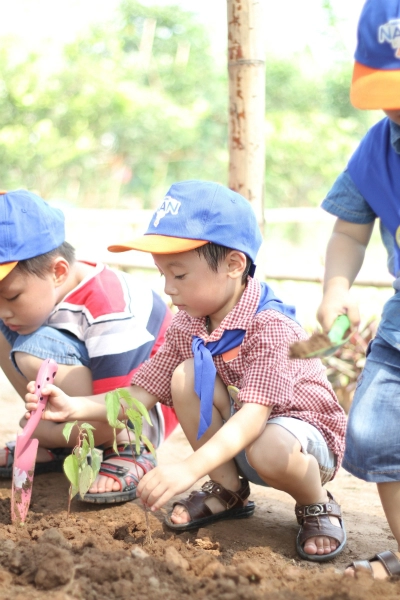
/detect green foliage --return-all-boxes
[0,1,227,206]
[62,421,102,513]
[264,53,377,209]
[0,0,380,212]
[105,388,155,458]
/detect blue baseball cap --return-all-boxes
[351,0,400,109]
[0,190,65,281]
[108,180,263,264]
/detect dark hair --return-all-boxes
[195,242,252,284]
[15,241,76,279]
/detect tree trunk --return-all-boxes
[227,0,266,227]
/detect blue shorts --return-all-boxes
[343,334,400,483]
[0,322,90,377]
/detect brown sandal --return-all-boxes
[348,551,400,578]
[164,477,255,531]
[295,490,346,562]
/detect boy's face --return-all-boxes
[384,109,400,126]
[0,267,59,335]
[153,250,242,325]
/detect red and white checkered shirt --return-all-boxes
[133,277,346,467]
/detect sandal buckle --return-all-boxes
[304,503,324,516]
[202,481,215,493]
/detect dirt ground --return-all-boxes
[0,374,399,600]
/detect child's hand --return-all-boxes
[317,292,360,332]
[137,463,197,512]
[25,381,77,422]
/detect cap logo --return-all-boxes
[153,196,181,227]
[379,19,400,58]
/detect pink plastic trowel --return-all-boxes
[11,358,58,524]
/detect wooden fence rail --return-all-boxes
[62,206,394,289]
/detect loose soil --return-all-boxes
[289,332,332,359]
[0,375,399,600]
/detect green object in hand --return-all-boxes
[328,315,351,346]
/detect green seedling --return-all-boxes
[104,388,155,458]
[62,421,102,517]
[105,388,156,545]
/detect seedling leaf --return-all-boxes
[85,427,95,449]
[79,464,94,496]
[116,388,135,408]
[141,435,156,458]
[126,409,143,434]
[80,422,96,431]
[63,454,79,488]
[81,438,90,461]
[130,396,152,425]
[118,389,152,425]
[62,421,77,443]
[91,448,102,478]
[105,391,121,427]
[70,484,79,500]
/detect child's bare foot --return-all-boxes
[0,445,53,467]
[0,442,67,476]
[82,444,156,504]
[301,517,341,557]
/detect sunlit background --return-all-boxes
[0,0,391,330]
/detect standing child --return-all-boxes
[0,189,178,503]
[26,180,347,562]
[317,0,400,579]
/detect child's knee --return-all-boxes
[171,359,195,404]
[14,351,42,381]
[247,444,287,479]
[246,428,298,478]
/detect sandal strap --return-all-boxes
[98,463,139,493]
[295,490,342,523]
[376,551,400,576]
[296,490,345,548]
[99,463,132,477]
[4,441,16,469]
[103,444,149,461]
[96,446,157,493]
[201,478,251,506]
[350,551,400,578]
[351,559,373,574]
[173,477,251,522]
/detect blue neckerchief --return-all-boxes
[192,281,297,439]
[347,117,400,274]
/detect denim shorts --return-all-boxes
[0,322,90,377]
[343,334,400,482]
[231,405,336,487]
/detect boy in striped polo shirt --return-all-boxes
[0,189,177,503]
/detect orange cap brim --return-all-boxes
[0,262,18,281]
[351,61,400,110]
[108,235,209,254]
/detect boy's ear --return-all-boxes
[226,250,247,279]
[52,257,70,285]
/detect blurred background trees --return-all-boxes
[0,0,375,209]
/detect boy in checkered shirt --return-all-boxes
[25,180,346,562]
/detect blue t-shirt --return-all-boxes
[321,120,400,350]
